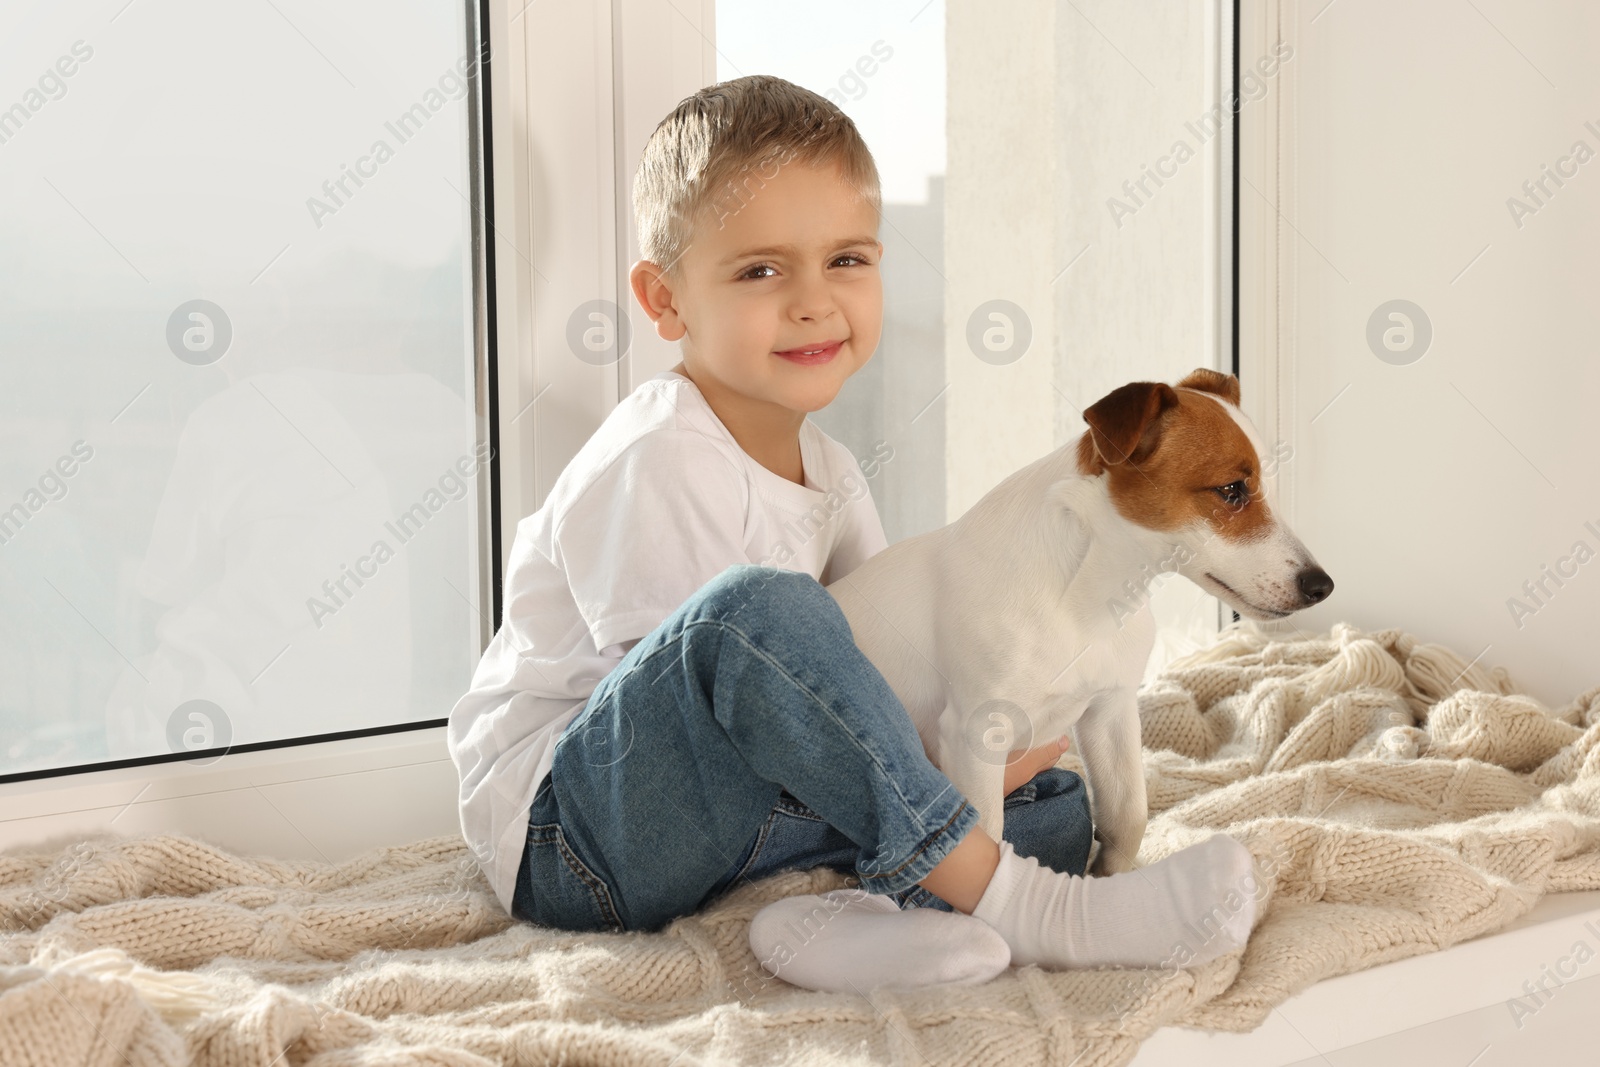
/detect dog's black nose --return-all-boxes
[1298,567,1334,603]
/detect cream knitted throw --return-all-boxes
[5,621,1600,1067]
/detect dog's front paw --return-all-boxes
[1089,834,1140,876]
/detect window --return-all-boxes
[0,0,1235,854]
[0,0,493,780]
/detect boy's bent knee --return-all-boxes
[695,564,831,624]
[1034,767,1086,798]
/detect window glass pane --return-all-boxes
[0,1,488,776]
[715,0,947,542]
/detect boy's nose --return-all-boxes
[790,274,837,320]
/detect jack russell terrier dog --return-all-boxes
[825,368,1333,876]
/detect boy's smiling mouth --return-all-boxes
[773,339,845,364]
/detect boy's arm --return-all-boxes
[554,427,751,657]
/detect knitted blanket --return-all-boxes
[5,621,1600,1067]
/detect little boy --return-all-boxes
[448,75,1257,991]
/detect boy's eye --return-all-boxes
[735,253,871,281]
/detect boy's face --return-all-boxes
[631,157,884,418]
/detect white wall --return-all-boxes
[1251,0,1599,709]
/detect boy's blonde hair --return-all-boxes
[632,74,882,279]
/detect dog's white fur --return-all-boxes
[824,371,1330,875]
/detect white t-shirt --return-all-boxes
[447,368,890,915]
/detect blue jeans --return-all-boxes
[511,564,1095,934]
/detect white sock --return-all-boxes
[748,888,1010,993]
[971,833,1260,970]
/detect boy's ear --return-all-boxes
[629,260,687,342]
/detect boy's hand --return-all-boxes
[1003,735,1071,796]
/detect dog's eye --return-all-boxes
[1214,480,1249,507]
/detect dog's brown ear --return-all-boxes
[1077,382,1180,474]
[1176,367,1240,406]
